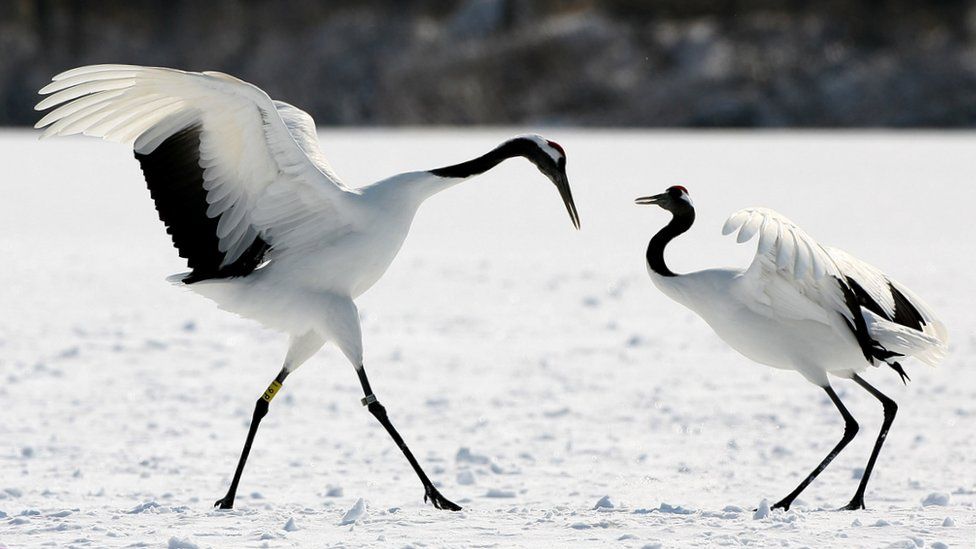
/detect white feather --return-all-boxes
[737,212,762,243]
[718,206,946,370]
[35,64,360,270]
[864,310,947,367]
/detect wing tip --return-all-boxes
[722,209,749,236]
[51,64,139,81]
[37,81,61,96]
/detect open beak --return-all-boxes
[635,193,667,206]
[555,171,581,229]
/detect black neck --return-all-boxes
[646,208,695,277]
[429,139,536,179]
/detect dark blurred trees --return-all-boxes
[3,0,976,126]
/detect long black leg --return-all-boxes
[356,365,461,511]
[214,368,289,509]
[841,374,898,510]
[771,385,859,511]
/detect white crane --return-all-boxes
[636,186,948,511]
[35,64,580,511]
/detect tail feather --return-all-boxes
[864,310,948,367]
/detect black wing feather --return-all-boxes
[134,124,269,283]
[889,284,925,332]
[841,276,915,381]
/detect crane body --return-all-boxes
[637,186,947,511]
[36,64,580,511]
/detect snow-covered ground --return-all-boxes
[1,130,973,547]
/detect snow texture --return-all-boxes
[0,131,974,547]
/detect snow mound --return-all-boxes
[593,495,615,510]
[658,503,694,515]
[456,447,491,465]
[753,499,770,520]
[128,501,161,514]
[340,498,366,526]
[167,537,198,549]
[922,492,950,506]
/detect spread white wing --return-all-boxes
[723,207,850,328]
[724,207,947,367]
[35,64,358,278]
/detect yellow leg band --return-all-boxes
[262,380,283,402]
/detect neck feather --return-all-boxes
[375,139,537,205]
[647,208,695,277]
[429,139,530,180]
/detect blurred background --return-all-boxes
[3,0,976,127]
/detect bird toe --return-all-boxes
[838,498,866,511]
[214,496,234,510]
[424,486,462,511]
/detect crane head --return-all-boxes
[635,185,694,211]
[514,134,580,230]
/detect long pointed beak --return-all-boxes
[555,171,580,229]
[635,193,667,205]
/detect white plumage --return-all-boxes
[638,186,947,511]
[720,207,947,377]
[36,64,579,511]
[39,65,351,271]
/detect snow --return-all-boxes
[456,469,476,485]
[167,537,199,549]
[1,130,974,547]
[922,492,950,507]
[593,495,615,509]
[753,499,771,520]
[339,498,366,526]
